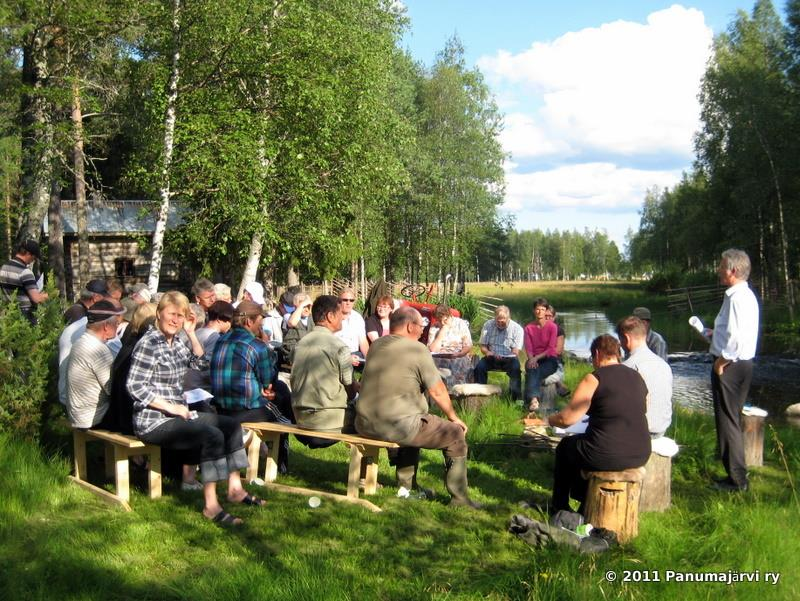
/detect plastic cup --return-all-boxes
[308,496,321,508]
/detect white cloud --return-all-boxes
[479,5,714,160]
[503,162,682,212]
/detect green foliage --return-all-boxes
[0,283,61,441]
[446,292,480,326]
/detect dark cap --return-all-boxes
[233,300,264,319]
[278,289,295,308]
[20,239,41,258]
[86,279,109,296]
[208,300,235,322]
[87,300,126,324]
[632,307,652,321]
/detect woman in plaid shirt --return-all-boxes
[127,291,264,526]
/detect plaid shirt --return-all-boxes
[210,327,277,410]
[479,318,523,356]
[127,326,207,436]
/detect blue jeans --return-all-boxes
[525,357,559,403]
[474,355,522,400]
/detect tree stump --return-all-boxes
[540,382,557,413]
[582,467,645,543]
[639,452,671,512]
[451,384,501,412]
[741,414,764,467]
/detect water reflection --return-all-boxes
[557,310,800,423]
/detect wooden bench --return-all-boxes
[69,429,161,512]
[582,467,646,543]
[242,422,399,513]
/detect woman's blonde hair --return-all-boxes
[129,302,157,336]
[156,291,190,333]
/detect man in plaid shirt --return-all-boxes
[474,305,524,400]
[210,301,293,473]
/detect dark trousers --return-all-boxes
[524,357,559,402]
[217,394,293,473]
[474,355,522,400]
[711,359,752,487]
[551,435,589,514]
[139,412,246,483]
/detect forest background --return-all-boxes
[1,0,799,303]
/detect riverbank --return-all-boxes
[3,394,798,600]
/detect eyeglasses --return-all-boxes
[340,298,355,302]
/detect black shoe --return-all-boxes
[712,478,748,492]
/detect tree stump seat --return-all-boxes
[639,451,672,512]
[741,413,765,467]
[451,383,502,412]
[581,466,646,543]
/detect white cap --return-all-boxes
[244,281,265,305]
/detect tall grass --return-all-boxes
[3,393,798,600]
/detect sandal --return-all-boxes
[236,493,266,507]
[528,398,540,412]
[211,510,243,527]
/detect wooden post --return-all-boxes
[147,445,162,499]
[583,467,645,543]
[347,444,364,499]
[114,446,130,503]
[741,415,765,467]
[73,430,88,481]
[639,452,671,512]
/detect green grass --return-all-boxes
[2,393,798,600]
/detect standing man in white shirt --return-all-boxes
[708,248,759,492]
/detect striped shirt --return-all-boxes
[126,326,207,436]
[210,327,277,410]
[479,318,524,356]
[0,257,37,315]
[66,331,113,428]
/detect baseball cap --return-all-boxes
[86,279,109,296]
[632,307,652,321]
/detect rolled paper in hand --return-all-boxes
[688,315,705,335]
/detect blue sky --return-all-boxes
[399,1,755,252]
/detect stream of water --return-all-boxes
[557,310,800,425]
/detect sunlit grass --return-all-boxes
[3,388,798,600]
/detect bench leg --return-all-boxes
[361,446,380,495]
[73,430,88,481]
[246,429,261,482]
[347,445,364,499]
[263,433,280,483]
[147,446,162,499]
[114,447,130,503]
[104,442,115,479]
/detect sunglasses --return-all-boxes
[340,298,355,302]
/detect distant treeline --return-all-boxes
[627,0,800,301]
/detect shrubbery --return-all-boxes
[0,283,62,442]
[446,293,481,326]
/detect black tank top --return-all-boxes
[577,363,651,471]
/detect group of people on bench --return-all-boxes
[60,280,482,525]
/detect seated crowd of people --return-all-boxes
[59,275,672,525]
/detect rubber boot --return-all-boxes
[445,456,482,508]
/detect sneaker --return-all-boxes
[181,480,203,491]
